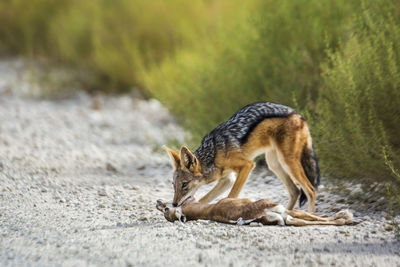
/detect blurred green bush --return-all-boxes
[0,0,399,197]
[144,0,357,138]
[0,0,248,90]
[313,1,400,183]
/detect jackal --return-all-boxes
[164,102,320,212]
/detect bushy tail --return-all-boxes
[299,144,320,207]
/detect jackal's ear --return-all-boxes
[180,146,199,172]
[163,146,180,170]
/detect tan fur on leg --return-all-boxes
[228,161,255,198]
[285,209,332,222]
[200,175,234,203]
[285,216,346,226]
[266,150,300,210]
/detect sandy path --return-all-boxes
[0,59,399,266]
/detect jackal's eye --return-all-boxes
[181,182,188,190]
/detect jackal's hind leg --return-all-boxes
[278,154,316,213]
[266,150,300,210]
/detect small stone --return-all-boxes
[198,253,203,263]
[137,165,146,171]
[125,258,134,267]
[305,258,316,267]
[123,184,132,190]
[41,188,47,193]
[90,95,103,110]
[98,204,105,208]
[384,224,394,231]
[106,163,117,173]
[131,186,140,191]
[98,190,108,197]
[363,215,371,221]
[196,241,212,249]
[258,244,266,251]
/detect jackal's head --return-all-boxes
[164,146,203,207]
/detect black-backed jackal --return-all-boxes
[164,102,320,212]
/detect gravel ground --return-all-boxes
[0,59,399,266]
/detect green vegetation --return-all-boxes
[0,0,250,90]
[0,0,399,201]
[144,0,358,138]
[384,148,400,236]
[314,1,400,183]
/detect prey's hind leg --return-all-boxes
[284,216,346,226]
[285,209,332,222]
[285,209,353,226]
[266,150,300,210]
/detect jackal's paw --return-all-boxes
[334,209,354,225]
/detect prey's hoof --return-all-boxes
[334,209,353,221]
[334,209,354,225]
[156,199,167,211]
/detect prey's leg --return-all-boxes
[285,209,333,222]
[284,216,346,226]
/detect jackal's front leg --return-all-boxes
[199,175,234,203]
[228,161,255,198]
